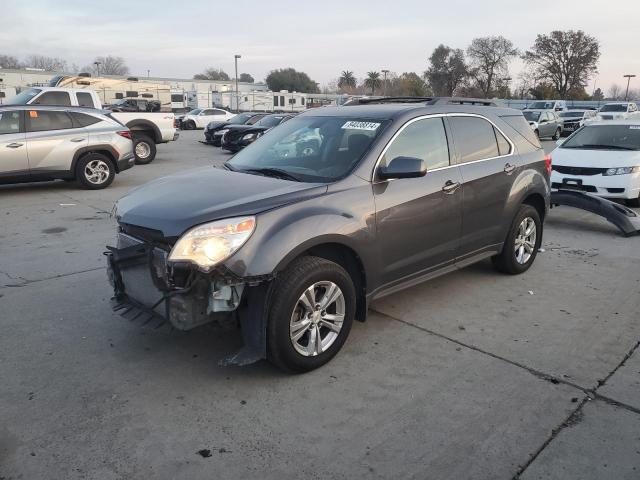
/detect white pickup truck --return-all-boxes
[8,87,179,164]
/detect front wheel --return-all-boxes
[552,127,561,140]
[184,120,196,130]
[133,134,156,165]
[492,204,542,274]
[267,256,356,373]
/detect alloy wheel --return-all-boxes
[84,159,110,185]
[135,141,151,159]
[514,217,537,264]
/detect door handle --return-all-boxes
[70,138,85,143]
[6,143,23,148]
[442,180,461,194]
[504,163,516,174]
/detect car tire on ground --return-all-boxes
[552,128,561,140]
[492,204,542,275]
[184,120,196,130]
[133,134,156,165]
[626,195,640,208]
[267,256,356,373]
[75,153,115,190]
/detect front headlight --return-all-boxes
[168,216,256,272]
[242,132,263,142]
[218,128,229,135]
[603,166,640,176]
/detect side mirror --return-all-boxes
[377,156,427,180]
[556,138,565,147]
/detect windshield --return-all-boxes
[228,113,253,125]
[523,111,541,122]
[188,109,202,115]
[256,115,286,128]
[562,125,640,151]
[227,116,388,182]
[600,104,628,112]
[560,111,585,118]
[7,88,41,105]
[528,101,554,109]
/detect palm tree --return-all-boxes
[365,71,381,95]
[338,70,357,91]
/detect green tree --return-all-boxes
[467,36,519,97]
[265,68,319,93]
[364,71,381,95]
[425,45,468,96]
[528,82,559,100]
[194,68,230,81]
[239,73,254,83]
[338,70,357,91]
[591,87,604,101]
[392,72,431,96]
[523,30,600,98]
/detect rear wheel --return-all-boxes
[75,153,115,190]
[552,127,561,140]
[184,120,196,130]
[492,204,542,274]
[133,134,156,165]
[267,256,356,373]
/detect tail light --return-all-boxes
[544,154,552,176]
[117,130,132,140]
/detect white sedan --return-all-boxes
[551,120,640,207]
[180,108,234,130]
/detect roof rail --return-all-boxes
[343,96,500,107]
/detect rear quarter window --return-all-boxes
[500,115,542,149]
[71,112,102,127]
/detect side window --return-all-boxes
[280,96,285,106]
[380,117,450,170]
[213,109,226,115]
[274,96,279,107]
[494,128,511,156]
[0,111,21,134]
[76,92,95,108]
[26,110,74,132]
[70,112,101,127]
[449,116,499,163]
[33,91,72,106]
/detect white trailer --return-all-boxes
[214,90,309,112]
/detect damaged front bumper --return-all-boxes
[105,231,273,365]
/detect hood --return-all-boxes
[206,121,228,130]
[116,167,328,238]
[552,147,640,168]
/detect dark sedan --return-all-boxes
[220,113,296,152]
[204,112,268,145]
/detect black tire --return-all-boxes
[267,256,356,373]
[626,196,640,208]
[75,153,115,190]
[492,204,542,275]
[552,128,561,140]
[133,134,156,165]
[184,120,196,130]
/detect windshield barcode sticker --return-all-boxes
[342,121,380,131]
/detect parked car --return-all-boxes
[179,108,234,130]
[523,110,562,139]
[7,87,178,165]
[107,98,550,372]
[597,102,639,121]
[220,113,296,152]
[558,110,598,136]
[526,100,567,112]
[0,105,134,189]
[204,112,268,145]
[107,98,161,112]
[551,120,640,206]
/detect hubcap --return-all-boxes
[514,217,537,264]
[84,159,110,184]
[135,142,150,158]
[289,281,345,357]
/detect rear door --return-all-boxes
[448,115,516,261]
[0,110,28,177]
[25,109,88,175]
[373,116,463,287]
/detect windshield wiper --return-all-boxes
[241,167,301,182]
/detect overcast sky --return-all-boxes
[2,0,638,93]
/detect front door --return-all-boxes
[373,116,463,288]
[24,109,88,175]
[0,110,28,178]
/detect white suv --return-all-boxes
[598,102,639,120]
[0,105,134,189]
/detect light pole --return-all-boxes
[502,77,512,99]
[381,69,389,97]
[234,54,241,112]
[147,69,150,78]
[624,74,636,101]
[93,61,101,76]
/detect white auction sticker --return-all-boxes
[342,121,380,131]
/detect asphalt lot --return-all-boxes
[1,130,639,480]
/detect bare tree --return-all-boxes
[89,56,130,76]
[523,30,600,98]
[608,84,623,100]
[467,36,519,97]
[193,68,230,81]
[24,55,68,71]
[425,45,468,96]
[0,54,21,69]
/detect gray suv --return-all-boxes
[107,97,550,372]
[0,105,134,189]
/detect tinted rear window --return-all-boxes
[76,92,96,108]
[449,116,499,163]
[71,112,102,127]
[500,115,542,149]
